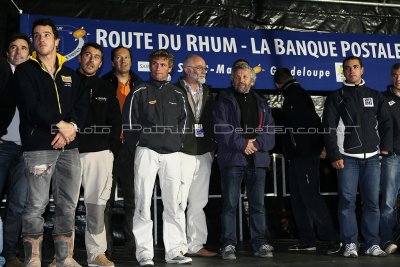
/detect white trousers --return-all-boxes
[179,152,212,253]
[80,150,114,262]
[132,146,184,262]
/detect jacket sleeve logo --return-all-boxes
[149,100,157,104]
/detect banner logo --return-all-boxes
[335,62,345,83]
[57,25,90,61]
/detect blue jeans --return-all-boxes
[220,166,267,252]
[22,149,81,236]
[337,155,380,249]
[0,141,28,259]
[380,155,400,248]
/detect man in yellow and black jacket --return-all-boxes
[13,18,87,267]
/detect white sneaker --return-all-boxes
[343,243,358,258]
[365,245,387,257]
[221,245,236,260]
[254,244,274,258]
[165,255,192,264]
[139,257,154,266]
[384,243,398,254]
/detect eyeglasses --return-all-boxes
[187,66,208,72]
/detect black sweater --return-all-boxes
[102,70,143,95]
[77,71,122,156]
[0,60,13,137]
[280,80,323,158]
[382,86,400,154]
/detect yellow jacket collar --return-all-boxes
[30,51,67,70]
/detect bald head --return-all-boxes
[183,54,207,85]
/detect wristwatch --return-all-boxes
[70,122,78,132]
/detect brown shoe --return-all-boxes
[195,248,218,257]
[88,254,114,267]
[48,259,56,267]
[48,258,81,267]
[5,257,24,267]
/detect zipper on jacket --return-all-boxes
[355,88,366,158]
[35,56,63,115]
[159,83,166,146]
[52,78,62,114]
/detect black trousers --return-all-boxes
[288,154,338,245]
[105,142,135,252]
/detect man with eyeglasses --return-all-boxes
[13,18,87,267]
[102,46,142,257]
[76,42,121,267]
[175,55,217,257]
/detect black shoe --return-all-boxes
[326,242,343,255]
[105,249,113,259]
[288,243,316,251]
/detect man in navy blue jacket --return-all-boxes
[323,56,392,258]
[213,62,275,260]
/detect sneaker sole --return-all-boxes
[88,264,115,267]
[327,248,342,255]
[386,246,398,254]
[254,252,273,258]
[139,259,154,266]
[343,253,358,258]
[165,259,192,264]
[288,247,316,251]
[222,255,236,260]
[365,253,387,257]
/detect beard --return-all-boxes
[234,83,251,93]
[190,72,206,84]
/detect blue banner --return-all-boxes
[20,14,400,91]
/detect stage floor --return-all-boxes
[35,239,400,267]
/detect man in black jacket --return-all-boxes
[322,56,392,258]
[122,49,190,265]
[14,18,87,267]
[77,42,121,267]
[379,63,400,255]
[0,32,30,267]
[274,68,340,254]
[102,46,142,256]
[175,54,217,257]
